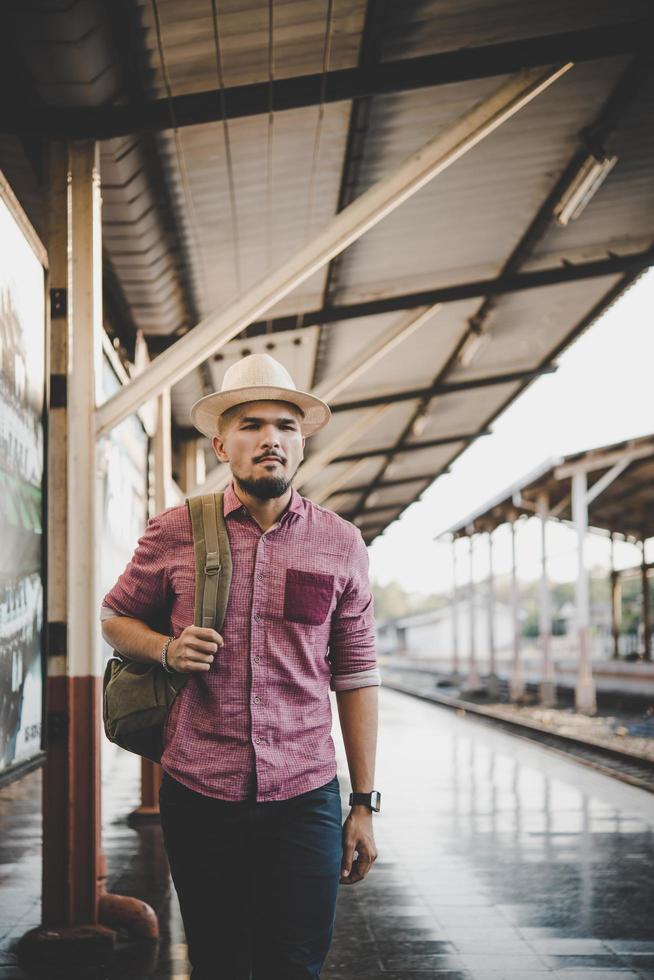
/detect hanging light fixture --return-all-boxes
[554,152,618,227]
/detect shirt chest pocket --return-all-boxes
[283,569,335,626]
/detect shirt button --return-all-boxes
[257,572,263,580]
[253,696,261,704]
[254,656,261,663]
[254,613,261,622]
[255,736,263,744]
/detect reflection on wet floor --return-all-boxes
[1,687,654,978]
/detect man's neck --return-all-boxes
[232,482,294,532]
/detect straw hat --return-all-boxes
[190,353,331,439]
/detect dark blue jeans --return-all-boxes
[159,771,343,980]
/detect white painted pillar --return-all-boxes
[153,388,172,514]
[67,143,104,914]
[486,530,500,698]
[609,533,621,660]
[463,535,481,691]
[451,537,461,680]
[179,439,206,495]
[509,518,526,701]
[572,470,597,714]
[538,493,556,707]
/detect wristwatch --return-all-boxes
[349,791,381,812]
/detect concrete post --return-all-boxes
[486,530,501,699]
[179,438,205,494]
[509,518,526,701]
[22,142,114,959]
[451,537,461,681]
[537,493,556,706]
[22,143,158,966]
[462,535,481,691]
[641,542,651,661]
[572,470,597,714]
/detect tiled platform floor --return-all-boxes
[1,686,654,978]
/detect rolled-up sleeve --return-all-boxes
[101,513,170,626]
[329,529,381,692]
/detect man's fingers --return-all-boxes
[180,660,212,672]
[188,627,224,645]
[350,856,372,882]
[340,842,355,880]
[188,638,220,654]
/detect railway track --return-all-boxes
[383,669,654,794]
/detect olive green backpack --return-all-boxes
[102,492,233,763]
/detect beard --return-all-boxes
[234,468,296,501]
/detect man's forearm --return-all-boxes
[335,685,378,797]
[101,615,169,666]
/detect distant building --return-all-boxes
[377,597,514,662]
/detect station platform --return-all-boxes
[2,686,654,979]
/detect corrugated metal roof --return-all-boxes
[444,435,654,541]
[1,0,653,545]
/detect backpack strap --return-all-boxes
[186,491,233,630]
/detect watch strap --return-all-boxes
[348,790,381,812]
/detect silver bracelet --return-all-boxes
[161,636,175,674]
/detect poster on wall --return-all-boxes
[0,173,47,785]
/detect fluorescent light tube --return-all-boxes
[554,153,618,226]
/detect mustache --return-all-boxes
[254,452,286,463]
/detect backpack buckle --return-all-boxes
[205,551,221,575]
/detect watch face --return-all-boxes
[371,791,381,812]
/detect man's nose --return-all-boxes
[259,425,282,447]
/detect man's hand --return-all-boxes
[340,809,377,885]
[168,626,223,673]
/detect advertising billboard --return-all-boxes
[0,173,47,786]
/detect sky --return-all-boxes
[368,268,654,595]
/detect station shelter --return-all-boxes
[442,436,654,711]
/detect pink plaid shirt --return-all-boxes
[101,483,380,801]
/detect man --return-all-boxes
[101,353,381,980]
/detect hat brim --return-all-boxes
[190,385,331,439]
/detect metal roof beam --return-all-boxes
[331,366,556,413]
[146,248,653,353]
[329,473,437,496]
[4,20,648,138]
[332,434,485,465]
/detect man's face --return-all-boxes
[212,400,306,500]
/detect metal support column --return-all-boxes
[22,144,158,965]
[538,493,556,706]
[572,470,597,714]
[451,537,461,681]
[22,142,113,960]
[486,530,501,698]
[509,518,526,701]
[179,438,205,493]
[641,541,651,661]
[463,535,481,691]
[610,533,621,660]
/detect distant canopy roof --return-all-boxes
[1,1,653,544]
[445,434,654,541]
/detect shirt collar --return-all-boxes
[223,482,306,521]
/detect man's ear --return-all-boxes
[212,434,229,463]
